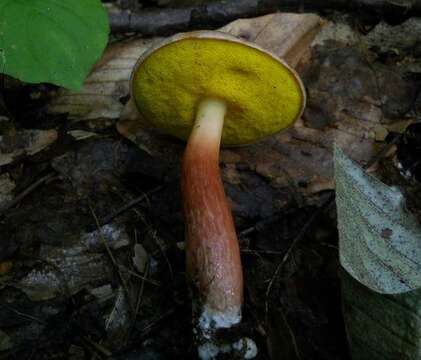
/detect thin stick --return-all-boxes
[263,136,400,319]
[121,266,160,286]
[89,204,136,315]
[264,193,334,318]
[99,186,162,226]
[109,0,421,34]
[241,248,290,256]
[82,336,112,357]
[0,172,57,216]
[138,308,176,338]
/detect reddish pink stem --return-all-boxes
[181,99,243,333]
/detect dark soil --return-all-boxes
[0,80,349,359]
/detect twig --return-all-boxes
[241,248,289,256]
[0,172,57,216]
[239,214,282,238]
[134,263,149,315]
[1,304,46,324]
[105,188,174,280]
[120,265,160,286]
[239,206,323,239]
[264,193,334,318]
[244,283,267,337]
[148,228,174,279]
[126,245,150,344]
[263,137,400,318]
[138,308,176,338]
[99,186,163,226]
[89,204,136,315]
[82,336,112,358]
[108,0,421,34]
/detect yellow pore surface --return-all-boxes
[132,37,304,146]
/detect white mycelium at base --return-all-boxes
[197,304,241,340]
[196,305,257,359]
[232,337,258,359]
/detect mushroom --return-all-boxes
[131,31,305,359]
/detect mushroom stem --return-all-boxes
[181,98,243,344]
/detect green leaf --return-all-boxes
[334,144,421,294]
[342,270,421,360]
[0,0,109,90]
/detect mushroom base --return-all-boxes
[194,303,257,360]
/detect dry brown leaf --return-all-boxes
[220,13,322,68]
[0,129,58,166]
[48,38,160,120]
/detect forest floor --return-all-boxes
[1,1,420,359]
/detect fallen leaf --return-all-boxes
[0,129,57,166]
[132,243,148,273]
[334,144,421,294]
[364,18,421,55]
[219,13,322,67]
[17,224,131,301]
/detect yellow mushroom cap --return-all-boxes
[131,31,306,146]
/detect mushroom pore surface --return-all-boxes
[132,35,304,146]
